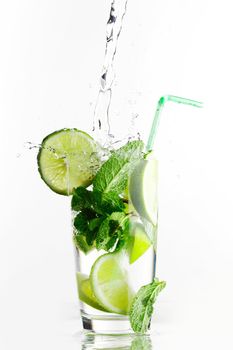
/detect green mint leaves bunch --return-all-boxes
[71,140,144,253]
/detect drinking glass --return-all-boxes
[72,155,158,334]
[72,95,202,334]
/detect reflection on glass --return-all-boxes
[81,333,152,350]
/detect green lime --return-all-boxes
[76,272,107,312]
[37,128,100,195]
[129,157,158,225]
[128,222,151,264]
[90,253,135,315]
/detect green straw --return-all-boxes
[146,95,203,151]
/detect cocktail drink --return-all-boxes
[38,129,164,334]
[72,140,159,333]
[35,0,203,335]
[37,95,202,334]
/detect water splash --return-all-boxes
[24,141,58,157]
[93,0,128,145]
[24,140,110,176]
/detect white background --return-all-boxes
[1,0,233,349]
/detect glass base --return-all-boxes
[81,311,134,334]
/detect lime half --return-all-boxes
[76,272,107,312]
[90,253,135,315]
[129,158,158,225]
[128,222,151,264]
[38,128,99,195]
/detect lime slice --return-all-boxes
[76,272,107,312]
[37,128,99,195]
[128,222,151,264]
[129,158,158,225]
[90,253,135,315]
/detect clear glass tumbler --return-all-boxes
[72,154,158,334]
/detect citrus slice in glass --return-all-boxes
[37,128,100,195]
[76,272,107,312]
[128,222,151,264]
[129,157,158,225]
[90,253,134,315]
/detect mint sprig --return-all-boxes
[93,140,144,194]
[72,189,129,254]
[72,140,145,254]
[72,187,125,215]
[129,278,166,334]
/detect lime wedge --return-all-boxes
[90,253,135,315]
[129,158,158,225]
[76,272,107,312]
[37,128,100,195]
[128,222,151,264]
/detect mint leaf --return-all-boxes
[130,336,152,350]
[73,235,93,254]
[129,278,166,334]
[72,187,125,215]
[89,217,104,231]
[93,140,144,194]
[73,212,89,233]
[73,208,99,252]
[92,191,125,214]
[87,217,104,246]
[96,212,126,251]
[71,187,92,211]
[85,229,97,246]
[115,216,130,251]
[73,209,96,233]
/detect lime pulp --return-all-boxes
[90,253,135,315]
[38,128,100,195]
[128,222,151,264]
[76,272,107,312]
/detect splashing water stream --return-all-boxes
[93,0,128,144]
